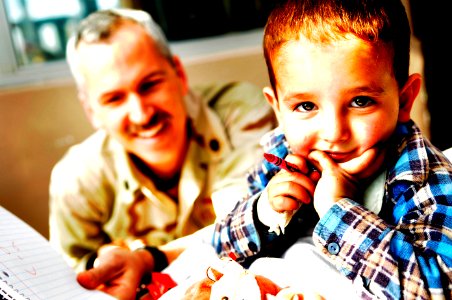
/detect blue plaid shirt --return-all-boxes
[212,121,452,299]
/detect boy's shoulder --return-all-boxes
[443,148,452,161]
[389,121,452,186]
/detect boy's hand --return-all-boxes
[307,148,381,218]
[266,154,319,213]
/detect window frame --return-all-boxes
[0,0,74,88]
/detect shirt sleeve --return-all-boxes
[48,144,113,272]
[211,192,262,266]
[206,81,278,218]
[313,196,452,299]
[212,189,317,268]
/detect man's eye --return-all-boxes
[351,96,374,107]
[139,81,160,94]
[295,101,316,112]
[101,94,124,105]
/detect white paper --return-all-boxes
[0,206,114,300]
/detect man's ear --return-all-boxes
[398,73,422,123]
[172,55,189,95]
[79,92,101,129]
[263,86,282,124]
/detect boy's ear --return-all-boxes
[398,73,422,123]
[263,86,282,124]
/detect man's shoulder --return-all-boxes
[192,81,265,107]
[48,131,124,211]
[51,130,119,177]
[61,130,110,158]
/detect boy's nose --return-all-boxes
[319,112,349,143]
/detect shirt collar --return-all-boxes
[388,121,429,185]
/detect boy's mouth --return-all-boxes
[324,151,351,163]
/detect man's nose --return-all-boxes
[127,94,152,124]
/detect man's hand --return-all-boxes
[77,245,152,300]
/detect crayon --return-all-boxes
[263,153,303,173]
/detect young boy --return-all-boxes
[212,0,452,299]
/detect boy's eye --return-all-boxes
[351,96,374,107]
[295,101,316,112]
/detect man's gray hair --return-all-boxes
[66,8,173,90]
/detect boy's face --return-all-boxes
[265,37,414,180]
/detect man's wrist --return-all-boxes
[85,243,126,270]
[85,251,98,270]
[135,246,169,272]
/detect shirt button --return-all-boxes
[248,242,258,253]
[209,139,220,151]
[327,242,340,255]
[124,180,129,190]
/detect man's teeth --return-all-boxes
[135,122,164,138]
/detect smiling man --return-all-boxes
[48,8,276,284]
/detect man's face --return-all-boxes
[77,23,189,177]
[266,37,404,180]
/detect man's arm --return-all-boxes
[76,226,214,300]
[199,81,277,217]
[49,142,112,272]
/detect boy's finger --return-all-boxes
[284,154,310,174]
[269,183,312,209]
[307,150,336,172]
[269,172,316,203]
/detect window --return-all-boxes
[0,0,274,88]
[4,0,120,66]
[0,0,121,87]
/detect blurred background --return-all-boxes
[0,0,434,238]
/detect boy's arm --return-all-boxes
[313,191,452,299]
[211,190,315,268]
[211,191,287,267]
[211,192,263,266]
[211,133,317,266]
